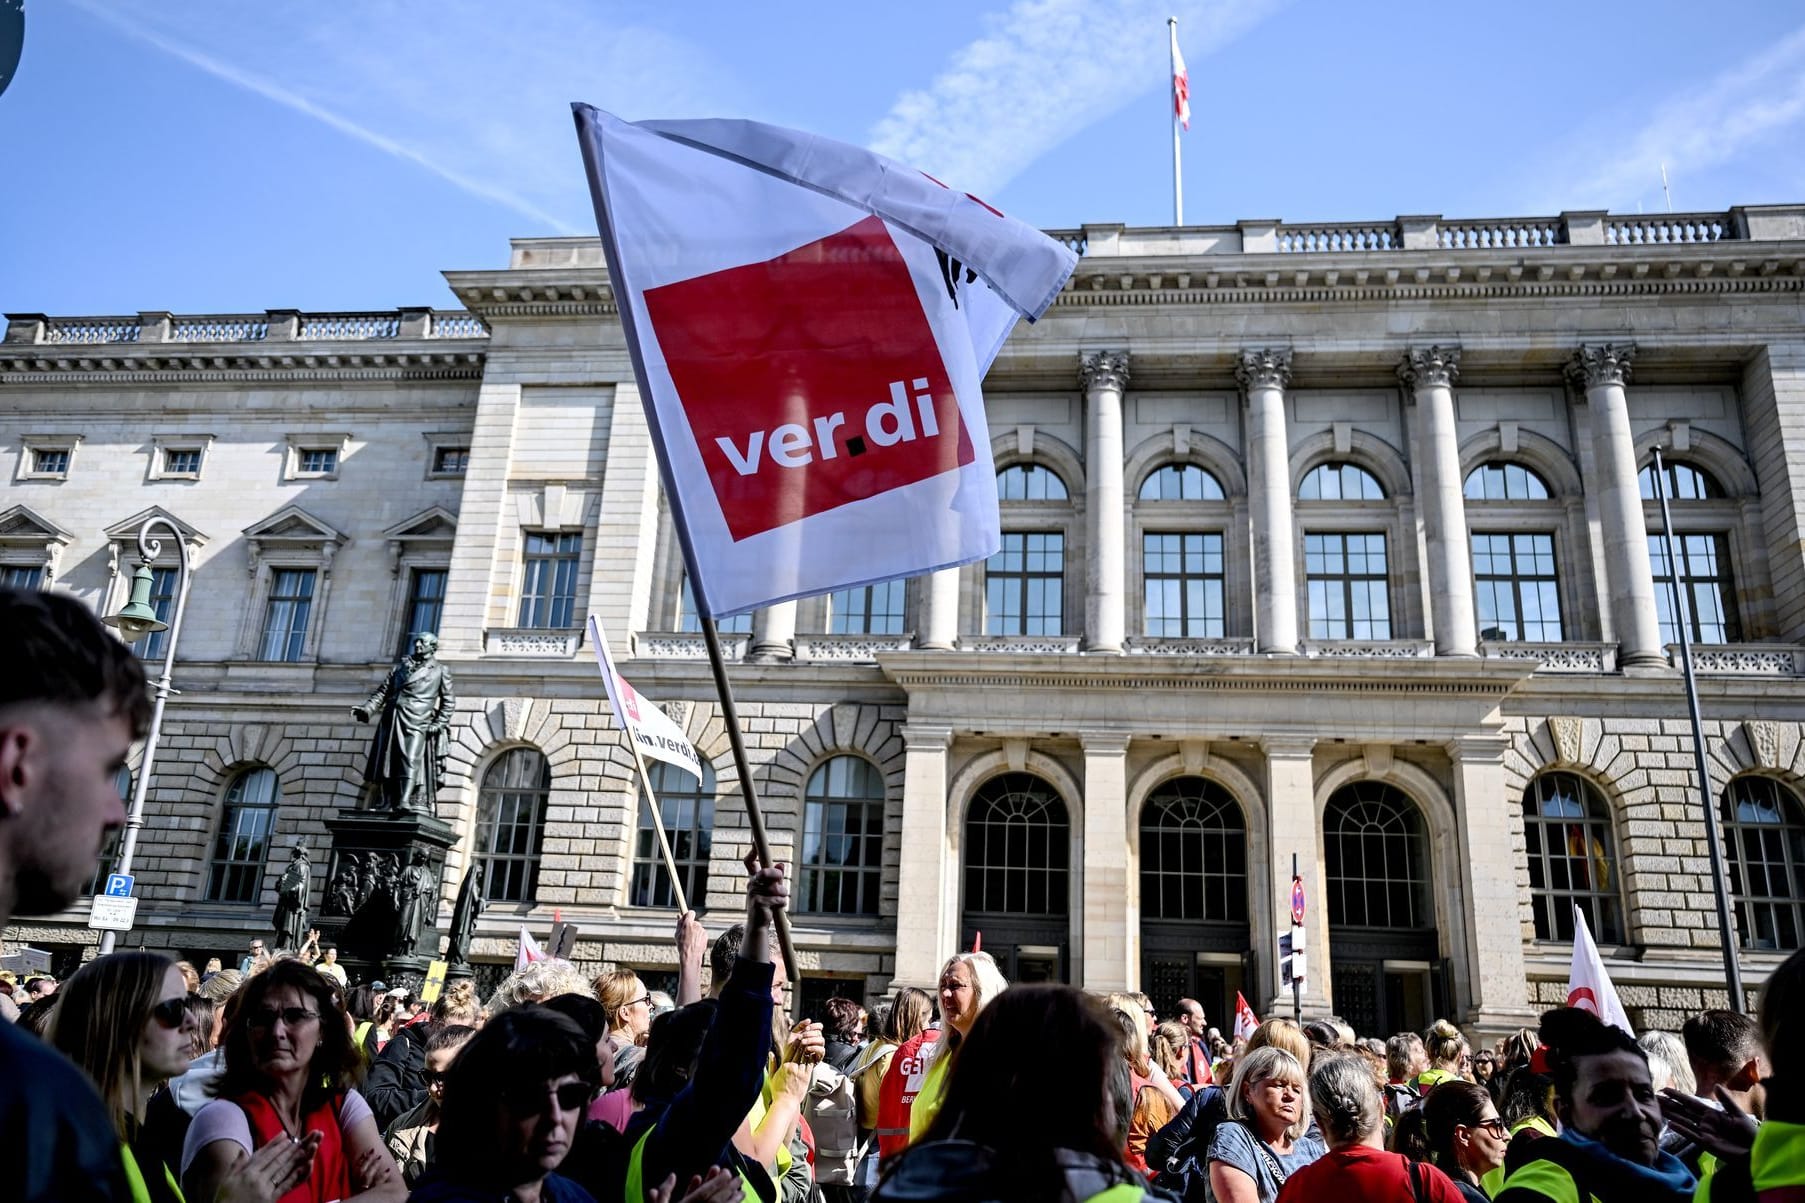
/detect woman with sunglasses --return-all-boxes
[382,1024,476,1187]
[51,951,316,1203]
[1421,1081,1510,1203]
[182,958,405,1203]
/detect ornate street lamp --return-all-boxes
[99,517,193,955]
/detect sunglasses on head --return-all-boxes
[150,997,188,1029]
[504,1081,594,1115]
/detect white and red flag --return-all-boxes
[515,926,546,973]
[1233,992,1260,1043]
[587,616,703,780]
[1567,903,1634,1035]
[1172,30,1191,130]
[572,106,1078,620]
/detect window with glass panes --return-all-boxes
[1139,777,1247,922]
[630,761,714,909]
[799,756,886,915]
[139,566,179,661]
[963,773,1069,916]
[677,575,752,634]
[828,580,906,635]
[996,464,1068,500]
[1300,462,1385,500]
[1324,783,1430,929]
[1464,462,1550,501]
[1648,533,1740,644]
[477,749,550,903]
[205,768,280,903]
[1523,773,1622,942]
[1,565,43,590]
[433,446,470,474]
[1143,532,1225,637]
[87,766,133,896]
[258,569,315,661]
[1305,533,1390,640]
[1472,533,1563,641]
[298,448,338,475]
[163,448,203,475]
[399,568,447,653]
[518,533,580,628]
[1139,463,1226,501]
[1722,776,1805,951]
[986,532,1064,635]
[1639,461,1722,501]
[31,448,70,475]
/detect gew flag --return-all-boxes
[572,105,1078,619]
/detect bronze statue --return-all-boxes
[394,849,432,957]
[272,845,311,951]
[445,865,484,968]
[353,632,455,816]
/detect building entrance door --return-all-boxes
[1142,925,1253,1032]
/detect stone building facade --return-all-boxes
[5,205,1805,1035]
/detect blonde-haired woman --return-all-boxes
[594,968,653,1048]
[1416,1020,1470,1092]
[52,951,315,1203]
[908,951,1007,1143]
[1112,1005,1183,1173]
[1207,1045,1326,1203]
[1246,1017,1314,1073]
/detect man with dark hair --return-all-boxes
[0,587,148,1202]
[1683,1009,1768,1114]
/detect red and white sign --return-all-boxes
[572,106,1077,619]
[1233,991,1260,1043]
[515,926,545,973]
[588,616,704,781]
[1567,903,1634,1035]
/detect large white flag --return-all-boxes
[1567,903,1635,1035]
[572,105,1078,619]
[588,616,703,781]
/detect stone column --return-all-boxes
[1239,350,1300,653]
[1571,344,1664,668]
[1401,347,1478,656]
[1448,736,1537,1036]
[1081,351,1130,653]
[1079,733,1133,991]
[892,725,954,988]
[1261,736,1332,1015]
[749,601,796,662]
[916,567,961,650]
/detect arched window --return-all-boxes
[1140,777,1247,922]
[1139,463,1225,502]
[1722,776,1805,950]
[997,463,1068,501]
[206,767,281,903]
[799,756,885,915]
[631,761,714,909]
[477,748,550,904]
[1464,462,1551,501]
[1300,462,1385,501]
[1523,773,1622,943]
[1640,460,1723,501]
[964,773,1069,916]
[1324,783,1430,929]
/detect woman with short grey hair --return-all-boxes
[1273,1052,1466,1203]
[1207,1045,1325,1203]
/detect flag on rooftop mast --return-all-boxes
[1169,16,1187,226]
[571,105,1077,621]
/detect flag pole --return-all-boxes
[1168,16,1184,227]
[699,613,802,1017]
[1651,446,1746,1011]
[623,734,690,915]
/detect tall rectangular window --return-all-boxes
[1,565,44,590]
[1305,532,1390,640]
[140,566,179,661]
[206,768,280,903]
[1472,533,1563,642]
[518,533,580,628]
[986,532,1064,635]
[1143,532,1225,638]
[1650,533,1741,644]
[828,580,906,635]
[258,569,316,661]
[677,576,752,634]
[400,568,448,652]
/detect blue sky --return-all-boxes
[3,0,1803,316]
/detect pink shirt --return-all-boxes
[588,1087,636,1132]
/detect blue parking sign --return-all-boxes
[104,874,133,898]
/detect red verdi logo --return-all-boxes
[643,215,975,542]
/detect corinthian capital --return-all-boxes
[1079,349,1130,393]
[1399,345,1461,390]
[1568,342,1636,389]
[1235,348,1293,391]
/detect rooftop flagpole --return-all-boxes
[1169,17,1185,226]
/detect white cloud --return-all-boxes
[1559,24,1805,211]
[869,0,1286,197]
[67,0,743,234]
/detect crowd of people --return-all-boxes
[5,578,1805,1203]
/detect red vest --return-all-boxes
[875,1029,941,1162]
[232,1090,353,1203]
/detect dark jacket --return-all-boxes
[872,1140,1168,1203]
[1144,1086,1227,1176]
[825,1038,862,1074]
[365,1019,431,1130]
[406,1169,596,1202]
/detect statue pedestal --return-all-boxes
[318,810,456,990]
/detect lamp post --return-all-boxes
[99,518,193,955]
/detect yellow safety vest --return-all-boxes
[1754,1119,1805,1203]
[1483,1116,1558,1197]
[909,1053,951,1144]
[121,1144,184,1203]
[1497,1149,1590,1203]
[1087,1186,1147,1203]
[624,1125,760,1203]
[749,1067,793,1177]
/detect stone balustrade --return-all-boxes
[1437,217,1562,249]
[3,307,489,345]
[1275,223,1398,253]
[1606,214,1730,245]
